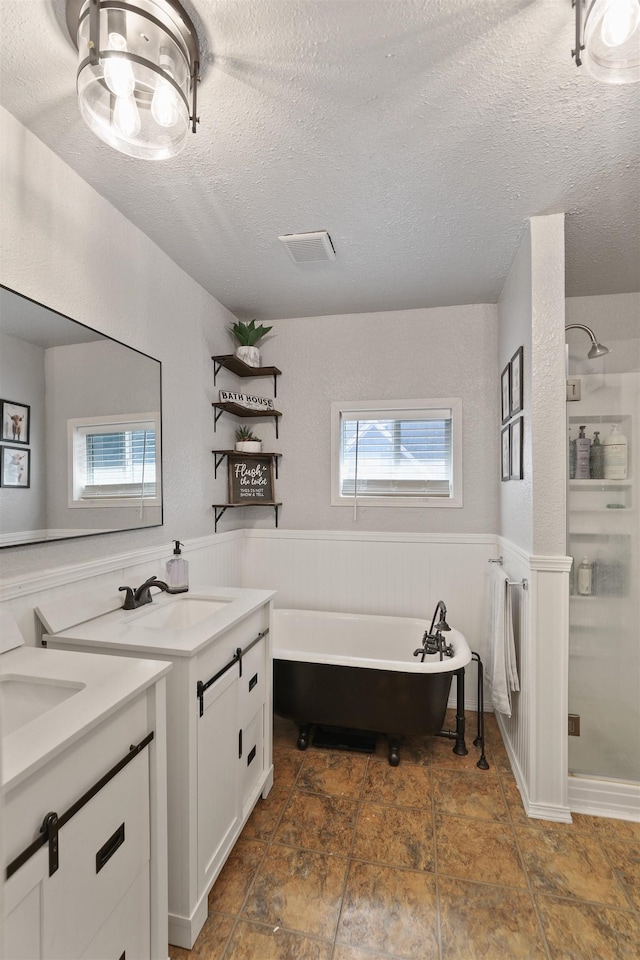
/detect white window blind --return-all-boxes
[69,414,160,505]
[331,399,462,508]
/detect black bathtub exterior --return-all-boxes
[274,658,454,738]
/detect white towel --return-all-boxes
[487,566,520,717]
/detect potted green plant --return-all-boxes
[235,425,262,453]
[229,319,272,368]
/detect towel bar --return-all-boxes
[488,557,503,565]
[507,578,528,590]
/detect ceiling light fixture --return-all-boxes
[572,0,640,83]
[65,0,201,159]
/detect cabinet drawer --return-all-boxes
[44,749,150,959]
[80,864,150,960]
[239,634,266,727]
[241,706,264,804]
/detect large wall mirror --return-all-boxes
[0,285,162,547]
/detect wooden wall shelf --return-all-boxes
[212,355,282,396]
[212,502,281,532]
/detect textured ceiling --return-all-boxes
[1,0,639,321]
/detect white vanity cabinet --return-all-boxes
[44,587,275,950]
[2,649,169,960]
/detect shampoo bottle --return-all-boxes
[575,426,591,479]
[603,425,628,480]
[589,431,604,480]
[166,540,189,593]
[577,557,594,596]
[569,427,576,479]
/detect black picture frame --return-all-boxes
[1,445,31,487]
[510,416,523,480]
[1,399,30,445]
[501,425,511,481]
[501,363,511,424]
[509,347,523,417]
[227,453,274,504]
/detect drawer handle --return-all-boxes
[96,823,125,874]
[249,672,258,692]
[247,745,257,766]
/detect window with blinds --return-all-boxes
[331,399,462,507]
[69,413,161,506]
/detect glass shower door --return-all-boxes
[567,368,639,783]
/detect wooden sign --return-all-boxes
[228,454,274,504]
[218,390,273,410]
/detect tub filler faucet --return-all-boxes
[119,576,170,610]
[414,600,454,661]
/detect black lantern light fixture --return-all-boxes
[66,0,201,159]
[572,0,640,83]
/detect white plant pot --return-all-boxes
[236,345,260,367]
[235,440,262,453]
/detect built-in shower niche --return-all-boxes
[569,533,631,599]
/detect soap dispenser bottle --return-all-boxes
[166,540,189,593]
[590,431,604,480]
[575,426,591,479]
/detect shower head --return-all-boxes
[565,323,610,360]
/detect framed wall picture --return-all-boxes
[510,416,523,480]
[510,347,523,417]
[1,399,30,445]
[501,425,511,481]
[227,453,274,504]
[1,445,31,487]
[501,363,511,423]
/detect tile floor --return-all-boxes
[170,711,640,960]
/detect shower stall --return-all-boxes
[566,317,639,801]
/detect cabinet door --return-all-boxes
[197,663,240,889]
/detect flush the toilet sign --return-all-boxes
[228,454,274,504]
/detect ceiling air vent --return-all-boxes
[278,231,336,263]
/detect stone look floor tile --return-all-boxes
[274,790,358,853]
[207,838,266,915]
[536,894,640,960]
[169,913,234,960]
[436,815,527,887]
[331,945,390,960]
[352,801,435,872]
[242,845,347,940]
[271,751,304,789]
[296,751,368,798]
[432,768,509,822]
[224,920,333,960]
[516,824,630,906]
[363,758,432,808]
[438,876,548,959]
[241,783,290,840]
[429,736,491,772]
[603,838,640,912]
[336,860,439,959]
[590,817,640,844]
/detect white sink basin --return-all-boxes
[0,675,85,736]
[135,596,231,629]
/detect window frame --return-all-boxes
[331,397,463,508]
[68,411,162,509]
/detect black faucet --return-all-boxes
[413,600,454,661]
[119,576,170,610]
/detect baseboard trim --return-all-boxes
[568,775,640,822]
[495,713,572,823]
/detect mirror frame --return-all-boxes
[0,284,163,548]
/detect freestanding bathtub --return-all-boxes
[273,608,473,765]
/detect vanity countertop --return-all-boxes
[41,585,275,658]
[1,645,170,791]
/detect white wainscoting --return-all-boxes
[241,529,498,712]
[496,537,573,823]
[0,532,244,646]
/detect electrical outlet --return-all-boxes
[568,714,581,736]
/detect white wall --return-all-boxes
[0,106,240,581]
[259,304,499,534]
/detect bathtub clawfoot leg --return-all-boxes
[296,723,311,750]
[388,736,401,766]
